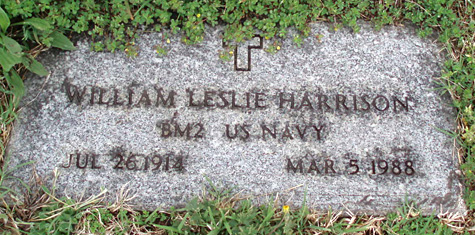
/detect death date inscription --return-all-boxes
[287,148,418,176]
[286,158,416,176]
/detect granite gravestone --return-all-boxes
[7,23,466,214]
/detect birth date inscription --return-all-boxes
[62,151,185,172]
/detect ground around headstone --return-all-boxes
[6,22,466,214]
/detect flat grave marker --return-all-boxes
[7,23,466,214]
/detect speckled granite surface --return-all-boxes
[6,22,465,214]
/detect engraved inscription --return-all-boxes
[113,152,184,172]
[62,79,412,113]
[61,79,418,178]
[157,121,205,140]
[62,152,102,169]
[286,149,417,176]
[260,124,324,141]
[222,34,263,71]
[62,150,185,172]
[63,79,177,108]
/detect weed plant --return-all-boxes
[0,0,474,233]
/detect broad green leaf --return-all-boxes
[5,70,25,106]
[0,7,9,32]
[24,57,48,76]
[50,31,76,50]
[2,35,22,54]
[0,48,22,72]
[17,18,51,31]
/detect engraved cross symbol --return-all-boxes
[222,35,263,71]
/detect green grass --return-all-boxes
[8,185,475,234]
[0,0,474,233]
[3,180,471,234]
